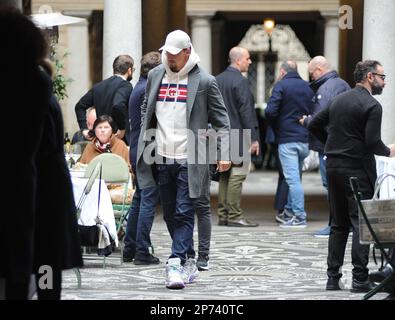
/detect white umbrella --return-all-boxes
[30,12,84,28]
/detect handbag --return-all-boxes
[302,150,319,172]
[209,164,220,182]
[78,225,99,247]
[359,173,395,244]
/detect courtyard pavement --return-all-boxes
[61,170,389,301]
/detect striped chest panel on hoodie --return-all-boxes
[155,76,189,159]
[157,84,187,103]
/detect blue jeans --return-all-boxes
[319,152,328,190]
[279,142,309,220]
[157,160,195,265]
[124,178,159,257]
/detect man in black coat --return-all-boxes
[75,55,134,145]
[308,60,395,293]
[216,47,260,227]
[300,56,351,237]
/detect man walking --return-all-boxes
[300,56,350,237]
[136,30,231,289]
[308,60,395,292]
[216,47,260,227]
[75,55,134,144]
[123,52,162,265]
[265,60,314,228]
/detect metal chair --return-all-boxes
[84,153,131,263]
[73,161,102,288]
[350,176,395,300]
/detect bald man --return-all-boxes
[216,47,260,227]
[300,56,350,237]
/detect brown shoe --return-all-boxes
[218,219,228,226]
[227,218,259,227]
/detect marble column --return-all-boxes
[103,0,141,86]
[322,11,340,71]
[363,0,395,144]
[66,16,91,136]
[257,54,265,104]
[190,14,213,74]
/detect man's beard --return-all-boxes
[126,75,133,82]
[372,79,384,95]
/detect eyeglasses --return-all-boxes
[372,72,386,80]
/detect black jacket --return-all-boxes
[216,66,259,156]
[303,71,350,153]
[75,75,133,138]
[308,85,390,185]
[265,71,314,144]
[34,94,83,272]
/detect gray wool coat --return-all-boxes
[136,64,230,198]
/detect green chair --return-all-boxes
[84,153,131,263]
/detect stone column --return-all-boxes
[257,54,265,104]
[363,0,395,144]
[190,14,214,74]
[322,11,340,71]
[103,0,141,86]
[65,15,91,136]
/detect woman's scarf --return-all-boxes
[94,137,112,153]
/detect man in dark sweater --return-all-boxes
[123,52,162,265]
[308,60,395,293]
[75,55,134,145]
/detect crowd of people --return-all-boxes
[1,7,394,300]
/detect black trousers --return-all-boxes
[326,166,373,281]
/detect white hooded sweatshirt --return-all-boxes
[155,47,200,159]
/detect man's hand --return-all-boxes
[115,129,125,139]
[249,141,260,155]
[388,144,395,157]
[82,129,91,140]
[217,160,231,172]
[299,115,308,126]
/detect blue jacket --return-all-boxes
[303,71,350,153]
[265,71,314,144]
[128,75,147,168]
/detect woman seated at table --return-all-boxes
[79,115,130,166]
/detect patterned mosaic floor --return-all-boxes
[61,221,388,300]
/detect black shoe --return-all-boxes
[350,278,376,293]
[227,218,259,227]
[326,277,343,290]
[196,254,210,271]
[218,220,227,226]
[369,265,393,283]
[123,253,135,263]
[133,253,160,265]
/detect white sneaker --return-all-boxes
[165,258,185,289]
[181,258,199,284]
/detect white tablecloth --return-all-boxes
[71,176,118,246]
[376,156,395,199]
